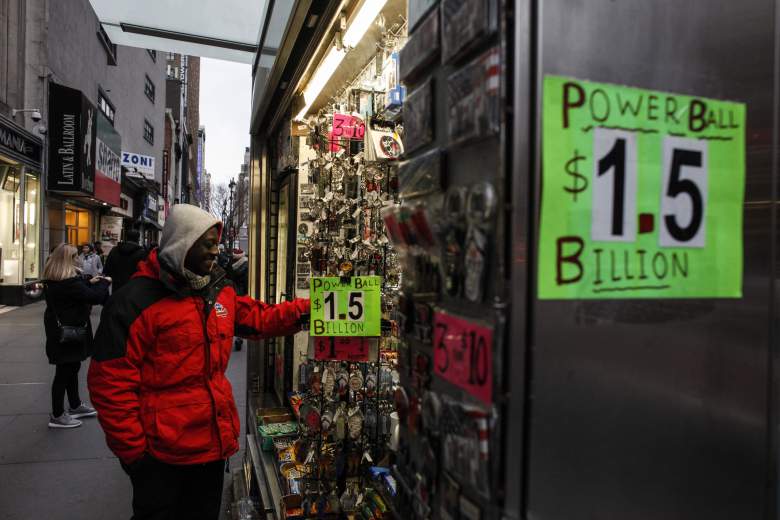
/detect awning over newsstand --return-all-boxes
[88,0,288,65]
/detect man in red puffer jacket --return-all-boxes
[88,204,309,520]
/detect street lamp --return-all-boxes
[228,178,236,249]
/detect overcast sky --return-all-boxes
[199,58,252,187]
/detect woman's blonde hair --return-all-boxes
[43,243,79,281]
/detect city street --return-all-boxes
[0,302,247,520]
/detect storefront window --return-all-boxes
[24,171,40,281]
[65,206,92,247]
[0,157,23,285]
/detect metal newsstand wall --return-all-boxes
[395,0,512,518]
[523,1,780,519]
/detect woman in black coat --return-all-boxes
[43,244,111,429]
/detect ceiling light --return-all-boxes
[296,46,346,120]
[295,0,388,120]
[343,0,387,47]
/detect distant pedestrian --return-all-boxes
[217,243,231,270]
[228,249,249,351]
[94,241,107,266]
[88,204,309,520]
[43,244,111,429]
[79,243,103,276]
[103,229,148,292]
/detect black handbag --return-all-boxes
[57,320,89,344]
[45,287,89,344]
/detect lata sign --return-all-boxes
[121,151,155,180]
[310,276,381,337]
[433,312,493,405]
[538,75,746,299]
[47,82,96,195]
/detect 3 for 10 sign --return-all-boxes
[433,312,493,405]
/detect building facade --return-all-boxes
[164,52,200,206]
[0,0,170,304]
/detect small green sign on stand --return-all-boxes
[310,276,382,336]
[539,75,746,299]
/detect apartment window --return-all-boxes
[143,119,154,145]
[144,75,156,103]
[97,26,117,66]
[147,49,157,62]
[167,52,176,61]
[98,90,115,125]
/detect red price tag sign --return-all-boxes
[332,113,366,140]
[433,312,493,405]
[314,336,370,362]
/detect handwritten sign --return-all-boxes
[314,337,370,362]
[433,312,493,405]
[332,113,366,140]
[539,75,746,299]
[310,276,381,337]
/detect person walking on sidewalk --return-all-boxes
[79,243,103,277]
[88,205,310,520]
[43,244,111,429]
[103,229,148,292]
[227,248,249,351]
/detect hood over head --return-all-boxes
[158,204,222,276]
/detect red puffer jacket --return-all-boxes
[88,250,308,465]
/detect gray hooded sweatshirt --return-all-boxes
[158,204,222,288]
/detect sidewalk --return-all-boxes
[0,302,247,520]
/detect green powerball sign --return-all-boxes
[310,276,382,336]
[539,75,746,299]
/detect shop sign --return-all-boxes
[433,311,493,405]
[47,82,96,195]
[0,116,42,164]
[310,276,381,337]
[94,112,121,206]
[99,216,123,255]
[538,75,746,299]
[121,151,155,180]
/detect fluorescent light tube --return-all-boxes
[295,0,389,120]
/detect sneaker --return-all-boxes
[48,413,82,429]
[68,403,98,419]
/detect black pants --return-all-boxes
[51,362,81,417]
[124,457,225,520]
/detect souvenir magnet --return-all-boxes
[440,473,461,520]
[466,182,497,226]
[458,495,482,520]
[463,225,487,303]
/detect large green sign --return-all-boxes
[539,75,746,299]
[310,276,382,336]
